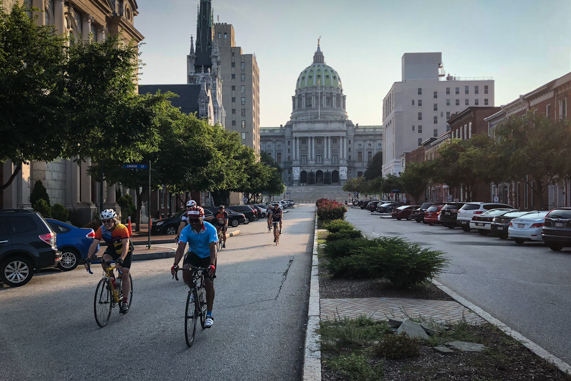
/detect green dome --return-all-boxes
[296,63,342,90]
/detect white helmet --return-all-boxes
[186,200,197,208]
[100,209,117,219]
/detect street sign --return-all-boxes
[123,164,147,169]
[286,192,290,194]
[392,189,400,192]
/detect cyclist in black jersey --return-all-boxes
[270,203,283,242]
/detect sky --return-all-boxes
[136,0,571,127]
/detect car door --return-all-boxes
[0,217,12,259]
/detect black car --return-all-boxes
[490,211,535,239]
[377,202,402,213]
[359,200,371,209]
[439,202,465,229]
[0,209,61,287]
[249,204,264,218]
[411,202,436,223]
[366,201,380,212]
[542,208,571,251]
[204,206,247,227]
[228,205,258,222]
[152,209,217,235]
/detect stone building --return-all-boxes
[1,0,143,224]
[260,43,382,186]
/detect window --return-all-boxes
[433,104,438,111]
[433,91,438,99]
[358,151,363,162]
[241,85,245,93]
[348,139,350,144]
[349,155,352,160]
[484,99,489,106]
[277,152,281,163]
[231,62,235,68]
[418,125,423,133]
[559,99,567,119]
[316,155,322,163]
[418,138,422,146]
[287,148,290,153]
[241,97,246,105]
[484,85,489,94]
[231,120,236,126]
[446,99,450,106]
[231,97,236,103]
[368,151,373,161]
[434,128,438,137]
[241,74,245,81]
[241,132,246,140]
[241,62,245,70]
[433,116,438,124]
[232,109,236,115]
[231,85,235,91]
[446,111,450,118]
[475,85,479,94]
[446,124,451,132]
[224,33,227,39]
[418,88,422,95]
[357,171,363,177]
[218,33,221,38]
[412,99,415,105]
[418,99,422,106]
[241,120,246,128]
[446,87,450,95]
[288,141,290,145]
[418,112,422,120]
[412,125,415,131]
[455,99,460,106]
[241,109,246,117]
[8,216,37,233]
[465,99,469,106]
[332,155,338,163]
[475,99,479,105]
[231,74,235,79]
[465,86,469,94]
[301,155,307,164]
[546,104,551,118]
[348,147,351,152]
[455,87,459,94]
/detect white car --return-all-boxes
[469,208,517,235]
[508,211,550,245]
[457,202,514,232]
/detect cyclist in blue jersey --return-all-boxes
[171,206,217,328]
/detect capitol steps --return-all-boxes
[286,185,350,204]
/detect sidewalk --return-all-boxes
[129,225,241,246]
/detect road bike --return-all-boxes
[174,265,208,347]
[216,226,224,251]
[87,260,133,328]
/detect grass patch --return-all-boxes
[327,353,384,381]
[319,315,392,354]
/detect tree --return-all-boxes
[381,174,403,199]
[30,180,50,208]
[364,152,383,180]
[0,3,67,190]
[400,162,434,204]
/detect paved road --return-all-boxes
[0,205,314,381]
[346,207,571,365]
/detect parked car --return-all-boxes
[254,204,268,218]
[249,204,264,218]
[359,200,371,209]
[457,202,514,232]
[412,202,436,223]
[377,202,401,213]
[366,201,380,212]
[153,209,217,235]
[542,207,571,251]
[490,211,536,239]
[204,206,246,227]
[439,202,466,229]
[424,204,445,225]
[391,205,420,220]
[469,208,517,235]
[228,205,258,222]
[0,209,61,287]
[46,219,96,271]
[507,211,550,245]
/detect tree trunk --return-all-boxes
[0,163,22,191]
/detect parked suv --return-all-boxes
[0,209,61,287]
[228,205,258,222]
[457,202,513,232]
[439,202,465,229]
[542,207,571,251]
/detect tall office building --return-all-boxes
[214,23,260,154]
[382,52,494,176]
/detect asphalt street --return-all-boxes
[0,205,314,381]
[346,207,571,366]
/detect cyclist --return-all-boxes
[171,206,217,328]
[266,204,273,232]
[270,203,283,242]
[177,200,197,240]
[215,205,228,248]
[85,209,134,314]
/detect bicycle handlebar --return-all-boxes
[173,265,210,281]
[86,260,122,275]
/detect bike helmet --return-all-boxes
[187,206,204,217]
[186,200,197,208]
[100,209,117,219]
[218,204,225,209]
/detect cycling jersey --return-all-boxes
[215,211,228,226]
[271,209,283,221]
[179,221,218,258]
[94,223,134,256]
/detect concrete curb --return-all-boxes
[131,250,176,262]
[432,279,571,376]
[303,207,321,381]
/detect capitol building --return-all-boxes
[260,44,382,186]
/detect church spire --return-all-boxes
[194,0,215,70]
[190,35,194,54]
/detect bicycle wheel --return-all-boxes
[94,279,112,328]
[218,233,222,251]
[185,288,199,347]
[199,287,208,329]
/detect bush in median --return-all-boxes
[323,237,373,260]
[324,219,354,233]
[317,200,347,221]
[326,229,363,242]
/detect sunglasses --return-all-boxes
[102,219,113,223]
[188,219,201,224]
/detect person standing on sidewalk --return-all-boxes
[171,206,217,328]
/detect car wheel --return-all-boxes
[499,234,508,240]
[58,248,80,271]
[549,245,563,252]
[514,239,525,245]
[243,218,250,225]
[416,219,421,223]
[478,230,489,236]
[0,256,34,287]
[406,215,411,220]
[231,219,239,228]
[461,226,470,232]
[166,226,177,235]
[396,218,401,221]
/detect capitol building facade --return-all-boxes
[260,44,382,186]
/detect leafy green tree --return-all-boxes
[364,151,383,180]
[400,162,434,204]
[381,174,403,198]
[30,180,50,208]
[0,3,67,190]
[34,199,51,218]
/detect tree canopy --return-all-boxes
[364,151,383,180]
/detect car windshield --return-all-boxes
[396,206,407,210]
[420,203,433,209]
[483,209,513,216]
[461,203,482,210]
[514,211,550,220]
[380,203,392,207]
[426,206,440,212]
[547,209,571,219]
[442,203,463,210]
[503,211,532,218]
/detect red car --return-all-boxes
[424,204,445,225]
[391,205,420,220]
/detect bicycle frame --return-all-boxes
[88,261,123,303]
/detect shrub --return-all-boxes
[324,219,354,233]
[323,238,372,260]
[316,197,329,207]
[323,255,367,278]
[327,353,384,381]
[326,228,363,242]
[30,180,50,208]
[317,200,347,221]
[34,199,51,218]
[51,203,69,222]
[374,332,421,359]
[118,194,136,223]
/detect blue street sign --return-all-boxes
[392,189,400,192]
[123,164,148,169]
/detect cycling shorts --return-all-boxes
[103,247,133,269]
[183,252,216,279]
